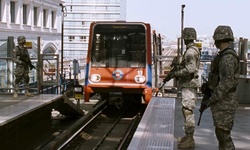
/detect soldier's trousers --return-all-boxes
[215,127,235,150]
[14,74,30,90]
[181,87,197,135]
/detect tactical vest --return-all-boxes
[171,55,182,70]
[180,45,200,79]
[16,46,30,62]
[208,48,239,90]
[181,45,200,65]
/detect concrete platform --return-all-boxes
[128,97,175,150]
[174,98,250,150]
[128,95,250,150]
[0,94,85,150]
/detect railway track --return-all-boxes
[33,99,145,150]
[32,99,107,150]
[59,102,145,150]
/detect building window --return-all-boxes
[33,7,38,26]
[23,4,27,24]
[80,36,87,42]
[51,11,55,28]
[10,1,16,23]
[43,9,47,27]
[69,36,75,41]
[80,36,84,41]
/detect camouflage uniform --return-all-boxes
[164,27,200,149]
[206,25,239,150]
[13,36,33,98]
[176,41,200,132]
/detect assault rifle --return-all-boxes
[197,80,212,126]
[197,109,203,126]
[155,56,181,96]
[19,57,38,71]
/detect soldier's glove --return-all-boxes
[163,71,175,83]
[200,98,211,112]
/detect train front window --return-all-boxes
[91,24,146,68]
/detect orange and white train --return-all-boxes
[84,21,153,104]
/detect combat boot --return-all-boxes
[13,90,18,98]
[177,135,188,144]
[25,90,33,97]
[178,135,195,149]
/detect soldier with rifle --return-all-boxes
[13,36,35,98]
[199,25,239,150]
[163,27,201,149]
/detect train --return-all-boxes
[84,21,153,105]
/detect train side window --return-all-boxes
[91,34,107,67]
[128,33,146,67]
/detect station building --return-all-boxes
[0,0,63,89]
[0,0,64,57]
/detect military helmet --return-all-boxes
[17,36,26,44]
[213,25,234,41]
[182,27,197,40]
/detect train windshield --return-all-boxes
[91,24,146,68]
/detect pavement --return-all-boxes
[174,97,250,150]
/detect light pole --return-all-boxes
[59,3,66,77]
[180,4,185,55]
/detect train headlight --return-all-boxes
[90,74,101,82]
[134,75,146,83]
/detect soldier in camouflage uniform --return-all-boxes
[200,25,239,150]
[163,27,200,149]
[13,36,33,98]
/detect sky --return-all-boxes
[126,0,250,41]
